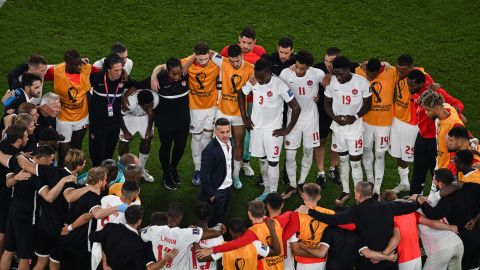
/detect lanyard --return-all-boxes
[104,73,122,106]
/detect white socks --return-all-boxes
[299,148,313,185]
[362,147,374,183]
[191,133,203,171]
[139,153,149,169]
[373,151,385,194]
[285,150,297,187]
[268,163,279,192]
[339,155,350,193]
[233,160,241,179]
[350,160,363,187]
[260,158,269,191]
[398,166,410,186]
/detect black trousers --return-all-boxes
[157,126,189,175]
[410,134,437,195]
[89,127,120,167]
[206,187,231,227]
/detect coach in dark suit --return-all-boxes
[199,118,233,227]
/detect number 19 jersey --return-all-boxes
[325,74,371,117]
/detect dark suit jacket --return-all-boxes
[199,138,233,200]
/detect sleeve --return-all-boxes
[44,66,55,81]
[241,82,253,95]
[88,195,102,213]
[199,147,216,199]
[319,226,333,247]
[143,241,156,266]
[212,230,258,253]
[337,223,356,231]
[282,212,300,240]
[278,69,289,83]
[308,206,355,225]
[141,227,156,242]
[253,240,270,258]
[93,58,104,70]
[324,84,333,98]
[212,53,223,68]
[279,81,294,103]
[152,92,160,109]
[183,227,203,245]
[7,63,28,90]
[426,191,442,207]
[362,78,372,98]
[220,46,229,58]
[91,65,100,73]
[313,68,326,82]
[274,211,292,229]
[388,200,420,216]
[420,199,450,220]
[63,181,76,192]
[89,225,107,243]
[437,89,464,113]
[7,157,22,174]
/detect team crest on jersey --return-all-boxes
[267,91,273,97]
[192,228,200,235]
[182,80,187,86]
[307,80,313,86]
[286,141,290,146]
[287,89,294,97]
[118,82,124,88]
[190,125,195,130]
[352,88,358,95]
[333,144,337,149]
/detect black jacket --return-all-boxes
[199,138,233,200]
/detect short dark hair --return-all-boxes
[434,168,455,185]
[194,202,213,221]
[64,49,82,65]
[166,58,181,71]
[254,58,271,72]
[278,37,293,49]
[215,118,230,128]
[326,47,341,56]
[137,90,154,106]
[194,42,210,55]
[229,217,246,234]
[5,125,27,144]
[448,126,469,140]
[167,202,184,219]
[227,44,242,58]
[111,42,127,54]
[17,102,37,115]
[240,27,256,39]
[332,56,350,69]
[302,183,321,200]
[456,149,474,166]
[366,58,381,73]
[264,192,283,211]
[150,211,168,226]
[125,205,144,225]
[28,54,47,66]
[121,180,140,195]
[21,73,42,88]
[355,182,373,197]
[397,54,413,66]
[296,50,314,67]
[407,69,426,84]
[33,145,56,158]
[103,53,124,71]
[248,200,265,218]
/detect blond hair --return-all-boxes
[302,183,321,201]
[64,149,86,171]
[13,113,33,128]
[419,90,444,108]
[87,167,107,185]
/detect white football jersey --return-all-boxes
[188,236,224,270]
[325,74,371,117]
[96,195,141,231]
[280,67,325,124]
[141,225,203,269]
[242,76,294,130]
[123,89,159,117]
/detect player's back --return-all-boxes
[248,220,284,270]
[188,235,224,270]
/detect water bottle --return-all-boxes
[3,88,23,107]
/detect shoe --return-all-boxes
[282,165,290,185]
[242,162,255,177]
[335,192,350,206]
[255,176,264,186]
[372,193,379,201]
[316,174,327,189]
[328,167,341,185]
[142,169,154,183]
[163,174,177,190]
[233,176,243,189]
[170,168,181,185]
[191,170,201,186]
[281,186,297,199]
[392,184,410,194]
[256,191,270,202]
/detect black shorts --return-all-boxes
[0,194,11,233]
[319,117,333,139]
[35,224,62,263]
[5,216,35,259]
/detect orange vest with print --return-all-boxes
[54,63,92,121]
[295,206,334,264]
[458,169,480,184]
[222,242,259,270]
[182,58,219,110]
[356,67,396,126]
[218,59,254,116]
[394,68,428,125]
[437,104,463,169]
[248,220,284,270]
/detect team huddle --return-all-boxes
[0,26,479,270]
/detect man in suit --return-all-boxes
[199,118,233,227]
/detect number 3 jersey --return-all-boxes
[242,76,294,131]
[279,67,325,124]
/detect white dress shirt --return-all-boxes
[216,137,232,189]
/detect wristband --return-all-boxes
[67,224,73,231]
[354,113,359,120]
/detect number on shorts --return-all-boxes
[298,87,306,95]
[342,95,351,104]
[313,132,319,141]
[158,244,174,268]
[355,139,363,149]
[380,136,389,146]
[273,146,280,155]
[405,146,415,155]
[259,96,264,105]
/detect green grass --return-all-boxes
[0,0,479,226]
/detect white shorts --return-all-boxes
[250,129,283,161]
[296,262,326,270]
[389,117,419,162]
[364,122,391,152]
[189,107,217,133]
[284,121,320,150]
[119,114,153,141]
[399,257,422,270]
[216,110,243,126]
[56,116,89,143]
[331,121,364,156]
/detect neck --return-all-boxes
[127,223,138,230]
[120,196,130,204]
[268,210,281,219]
[11,141,22,150]
[88,184,101,195]
[107,72,117,81]
[304,201,318,209]
[251,217,264,224]
[460,141,470,150]
[197,220,208,229]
